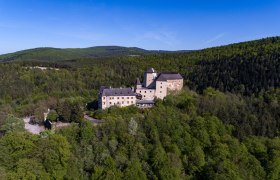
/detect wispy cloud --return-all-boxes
[203,33,226,45]
[135,30,179,47]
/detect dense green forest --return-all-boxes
[1,89,280,179]
[0,46,167,62]
[0,37,280,179]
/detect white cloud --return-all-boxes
[135,30,179,47]
[203,33,226,45]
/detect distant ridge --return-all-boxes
[1,37,279,63]
[0,46,170,62]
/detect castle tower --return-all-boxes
[144,68,157,88]
[135,78,142,89]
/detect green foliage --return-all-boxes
[0,133,38,170]
[7,159,50,180]
[47,110,59,122]
[0,37,279,179]
[0,114,25,134]
[36,134,71,179]
[57,99,84,123]
[0,133,73,180]
[123,160,147,180]
[0,90,279,179]
[0,166,7,180]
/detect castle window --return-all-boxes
[150,91,152,93]
[160,91,162,93]
[127,97,129,99]
[131,97,133,99]
[122,97,124,99]
[140,91,141,93]
[160,86,162,88]
[127,101,129,104]
[131,101,133,103]
[145,91,146,93]
[110,102,112,105]
[103,97,105,100]
[117,97,119,99]
[103,102,105,105]
[122,101,124,104]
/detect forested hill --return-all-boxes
[1,36,279,63]
[1,37,279,96]
[0,37,279,96]
[0,37,279,179]
[0,46,167,62]
[42,36,279,96]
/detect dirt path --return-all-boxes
[23,115,102,134]
[84,114,104,124]
[23,117,44,134]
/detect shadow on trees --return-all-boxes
[86,100,99,110]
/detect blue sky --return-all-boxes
[0,0,280,54]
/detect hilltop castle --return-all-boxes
[99,68,183,109]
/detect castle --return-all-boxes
[98,68,183,109]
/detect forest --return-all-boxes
[0,37,279,179]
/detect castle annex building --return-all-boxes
[99,68,183,109]
[98,87,137,110]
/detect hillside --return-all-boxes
[3,37,279,96]
[0,37,280,179]
[55,37,280,95]
[0,46,158,62]
[1,37,279,64]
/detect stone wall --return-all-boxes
[101,96,136,109]
[166,79,184,91]
[136,88,156,100]
[155,81,168,99]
